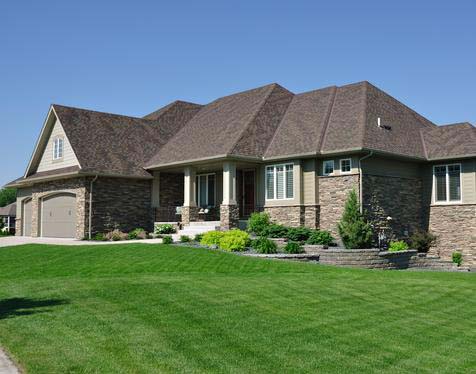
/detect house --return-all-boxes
[0,202,16,234]
[5,82,476,264]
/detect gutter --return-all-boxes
[358,151,374,213]
[88,175,99,239]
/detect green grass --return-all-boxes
[0,244,475,373]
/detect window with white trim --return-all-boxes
[323,160,334,175]
[434,164,461,203]
[265,164,294,200]
[53,137,64,160]
[340,158,352,173]
[196,174,216,208]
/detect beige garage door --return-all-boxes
[23,199,32,236]
[41,193,77,238]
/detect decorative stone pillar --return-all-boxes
[182,166,198,225]
[30,195,39,237]
[220,161,238,230]
[15,218,21,236]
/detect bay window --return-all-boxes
[266,164,294,200]
[434,164,461,203]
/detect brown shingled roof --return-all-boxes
[422,122,476,159]
[0,202,16,217]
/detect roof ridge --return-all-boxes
[143,100,202,119]
[53,104,155,122]
[317,86,338,153]
[228,84,290,155]
[359,81,370,149]
[419,128,429,159]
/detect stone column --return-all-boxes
[182,166,199,225]
[220,161,239,230]
[30,195,39,237]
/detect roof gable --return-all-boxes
[422,122,476,159]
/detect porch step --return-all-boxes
[174,222,220,241]
[187,221,220,227]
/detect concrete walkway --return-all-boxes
[0,348,20,374]
[0,236,165,247]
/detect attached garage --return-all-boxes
[23,198,32,236]
[41,193,77,238]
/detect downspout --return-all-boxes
[88,175,99,239]
[358,151,373,213]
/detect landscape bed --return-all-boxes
[0,243,474,373]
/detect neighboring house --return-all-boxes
[5,82,476,264]
[0,202,16,234]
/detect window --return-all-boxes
[53,137,64,160]
[196,174,215,208]
[265,164,294,200]
[434,164,461,203]
[340,158,352,173]
[323,160,334,175]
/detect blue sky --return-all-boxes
[1,0,475,187]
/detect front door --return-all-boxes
[242,170,255,218]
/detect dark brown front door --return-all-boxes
[242,170,255,218]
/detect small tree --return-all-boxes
[0,188,16,207]
[338,189,373,249]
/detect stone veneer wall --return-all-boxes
[318,175,359,237]
[16,178,88,239]
[263,205,319,229]
[220,204,239,230]
[91,177,153,234]
[428,205,476,265]
[181,206,199,225]
[362,174,424,240]
[156,173,184,222]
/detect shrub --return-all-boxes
[105,229,128,241]
[452,252,462,266]
[285,227,313,242]
[284,241,303,254]
[252,237,278,254]
[92,233,107,241]
[306,230,334,246]
[162,235,173,244]
[264,224,288,238]
[388,240,409,252]
[155,224,176,235]
[247,212,270,236]
[219,229,250,252]
[128,228,147,240]
[194,233,204,242]
[200,231,225,246]
[409,230,437,253]
[180,235,191,243]
[338,190,373,249]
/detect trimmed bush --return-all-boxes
[252,237,278,254]
[219,230,250,252]
[180,235,191,243]
[105,229,128,241]
[284,241,303,254]
[92,233,107,241]
[128,228,147,240]
[247,212,270,236]
[264,224,288,238]
[452,252,462,266]
[285,227,313,242]
[200,231,225,246]
[194,233,204,242]
[388,240,409,252]
[338,190,373,249]
[306,230,334,246]
[162,235,173,244]
[155,224,176,235]
[410,230,437,253]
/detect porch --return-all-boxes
[153,161,263,230]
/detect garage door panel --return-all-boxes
[23,199,32,236]
[42,193,77,238]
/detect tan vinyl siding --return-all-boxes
[361,156,421,179]
[36,118,79,172]
[302,159,318,205]
[318,156,359,176]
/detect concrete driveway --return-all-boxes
[0,236,165,247]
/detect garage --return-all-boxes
[23,199,32,236]
[41,193,77,238]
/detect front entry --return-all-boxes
[239,170,255,218]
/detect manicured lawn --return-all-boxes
[0,244,474,373]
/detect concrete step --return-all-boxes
[187,221,220,227]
